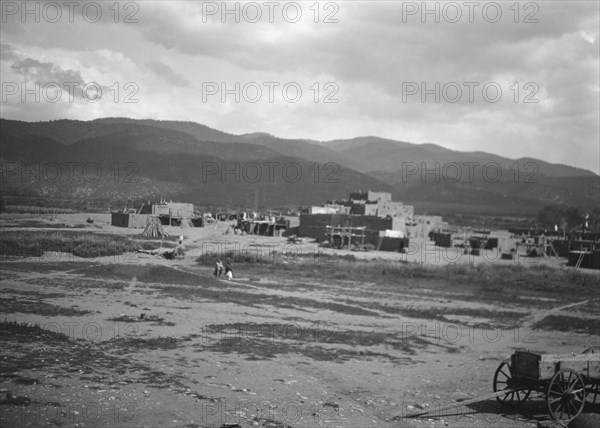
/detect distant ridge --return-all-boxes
[0,117,597,213]
[2,117,595,177]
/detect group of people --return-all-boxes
[214,259,233,280]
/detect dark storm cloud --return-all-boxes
[10,57,85,97]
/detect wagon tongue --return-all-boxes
[403,390,518,418]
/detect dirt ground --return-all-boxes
[1,213,599,428]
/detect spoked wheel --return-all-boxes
[493,360,531,406]
[546,369,586,422]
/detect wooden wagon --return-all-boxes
[409,346,599,423]
[493,347,600,422]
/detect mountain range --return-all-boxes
[0,117,597,217]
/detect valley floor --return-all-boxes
[1,214,599,428]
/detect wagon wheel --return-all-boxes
[546,369,586,422]
[493,360,531,406]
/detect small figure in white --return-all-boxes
[225,262,233,280]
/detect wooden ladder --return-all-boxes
[575,252,585,269]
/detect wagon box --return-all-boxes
[542,353,600,380]
[512,350,600,380]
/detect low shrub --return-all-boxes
[0,231,139,259]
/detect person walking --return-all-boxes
[214,259,223,278]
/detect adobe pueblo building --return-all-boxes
[299,191,445,251]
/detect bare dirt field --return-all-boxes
[1,213,599,428]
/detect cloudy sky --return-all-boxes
[1,1,598,173]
